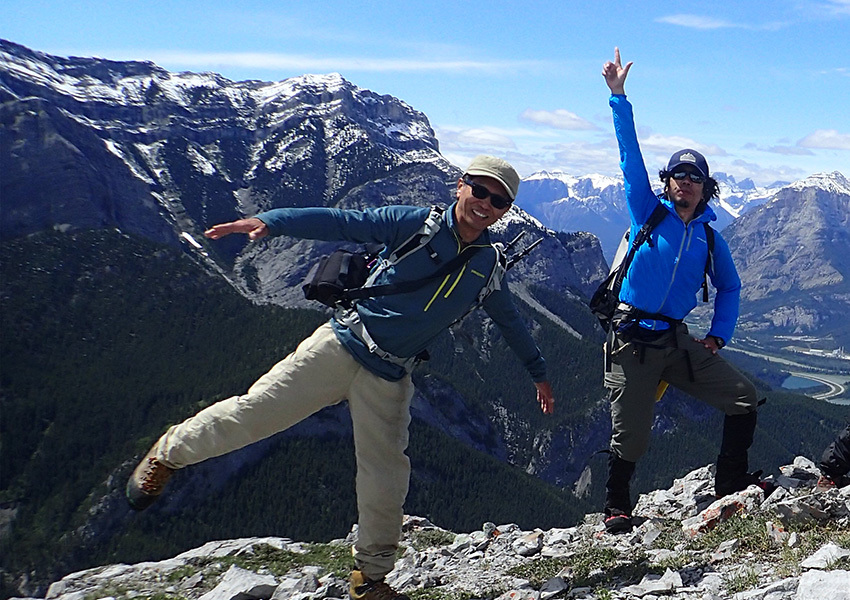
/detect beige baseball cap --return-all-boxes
[464,155,520,200]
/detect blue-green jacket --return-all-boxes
[611,94,741,342]
[257,204,547,382]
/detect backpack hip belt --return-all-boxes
[614,303,683,326]
[334,307,423,372]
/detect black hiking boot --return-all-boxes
[126,447,175,511]
[349,570,409,600]
[604,452,636,535]
[715,468,775,498]
[816,473,850,492]
[604,508,634,534]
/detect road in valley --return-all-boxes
[728,347,850,403]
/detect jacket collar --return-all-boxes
[659,195,718,225]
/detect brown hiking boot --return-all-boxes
[349,570,409,600]
[126,447,174,511]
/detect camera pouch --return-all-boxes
[301,249,370,308]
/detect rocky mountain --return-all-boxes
[11,458,849,600]
[0,38,603,304]
[515,171,781,263]
[713,173,788,220]
[723,172,850,347]
[0,33,609,503]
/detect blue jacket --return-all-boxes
[610,94,741,342]
[257,204,547,382]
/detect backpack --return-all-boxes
[588,203,714,332]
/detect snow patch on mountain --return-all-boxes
[788,171,850,196]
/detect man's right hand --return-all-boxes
[204,218,269,241]
[602,46,633,95]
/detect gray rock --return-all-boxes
[14,459,850,600]
[800,543,850,569]
[198,565,278,600]
[796,570,850,600]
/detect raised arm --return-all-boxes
[602,46,633,95]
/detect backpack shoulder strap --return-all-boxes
[362,205,445,289]
[613,202,669,292]
[701,223,715,302]
[386,205,444,265]
[476,242,508,304]
[636,202,669,247]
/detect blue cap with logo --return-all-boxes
[666,149,709,179]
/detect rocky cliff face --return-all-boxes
[0,39,604,305]
[723,172,850,343]
[13,458,849,600]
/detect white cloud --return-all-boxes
[132,50,545,74]
[765,145,816,156]
[798,129,850,150]
[435,126,517,150]
[655,14,741,29]
[548,140,623,175]
[655,14,788,30]
[823,0,850,15]
[519,109,598,131]
[821,67,850,77]
[639,134,726,157]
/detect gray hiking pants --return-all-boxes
[152,322,414,580]
[604,322,758,463]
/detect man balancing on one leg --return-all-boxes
[126,155,556,599]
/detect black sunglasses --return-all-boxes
[671,171,706,184]
[462,177,512,210]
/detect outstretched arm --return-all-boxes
[204,217,269,241]
[602,46,633,95]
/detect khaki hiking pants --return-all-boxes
[152,322,414,581]
[604,322,758,463]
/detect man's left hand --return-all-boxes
[535,381,555,415]
[699,336,722,354]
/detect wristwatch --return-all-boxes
[711,336,726,349]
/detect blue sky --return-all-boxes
[3,0,849,185]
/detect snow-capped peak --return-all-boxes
[525,170,622,191]
[786,172,850,196]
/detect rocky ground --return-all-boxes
[15,457,850,600]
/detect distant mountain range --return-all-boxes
[515,171,788,263]
[724,172,850,347]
